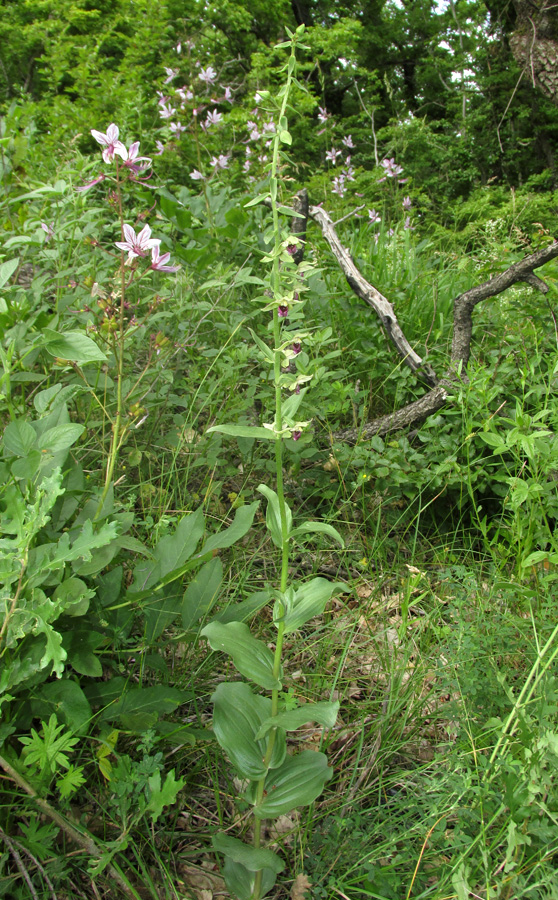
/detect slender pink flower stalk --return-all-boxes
[75,173,106,192]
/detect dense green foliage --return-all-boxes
[1,2,558,899]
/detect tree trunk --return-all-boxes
[510,0,558,104]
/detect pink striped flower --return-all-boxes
[91,124,127,164]
[150,245,180,272]
[115,224,160,261]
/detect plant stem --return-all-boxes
[95,162,127,519]
[0,753,139,900]
[252,41,297,900]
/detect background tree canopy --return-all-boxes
[2,0,558,219]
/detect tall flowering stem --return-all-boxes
[96,158,128,517]
[82,124,180,519]
[203,26,345,900]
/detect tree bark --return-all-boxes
[308,205,439,387]
[509,0,558,104]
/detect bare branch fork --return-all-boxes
[294,193,558,443]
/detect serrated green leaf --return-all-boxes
[201,621,282,689]
[147,769,185,822]
[253,751,332,818]
[211,683,286,779]
[256,700,339,740]
[212,833,284,874]
[182,556,223,629]
[290,521,345,547]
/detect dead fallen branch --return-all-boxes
[305,200,558,443]
[309,204,439,387]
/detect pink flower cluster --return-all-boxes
[115,224,180,272]
[154,47,235,175]
[80,124,180,274]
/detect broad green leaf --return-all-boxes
[131,508,205,592]
[207,424,277,441]
[522,550,558,568]
[279,578,345,634]
[222,858,277,900]
[201,621,282,690]
[62,628,105,677]
[256,700,339,740]
[53,577,95,616]
[211,683,286,779]
[11,452,41,481]
[100,686,185,731]
[212,833,284,874]
[290,521,345,547]
[43,330,107,364]
[244,193,270,208]
[478,433,507,453]
[212,589,270,624]
[0,257,19,289]
[279,130,292,144]
[143,591,182,642]
[258,484,292,549]
[276,205,306,218]
[282,390,306,419]
[182,556,223,629]
[202,501,259,554]
[253,751,333,818]
[248,328,275,363]
[3,420,36,456]
[32,681,92,734]
[37,424,84,454]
